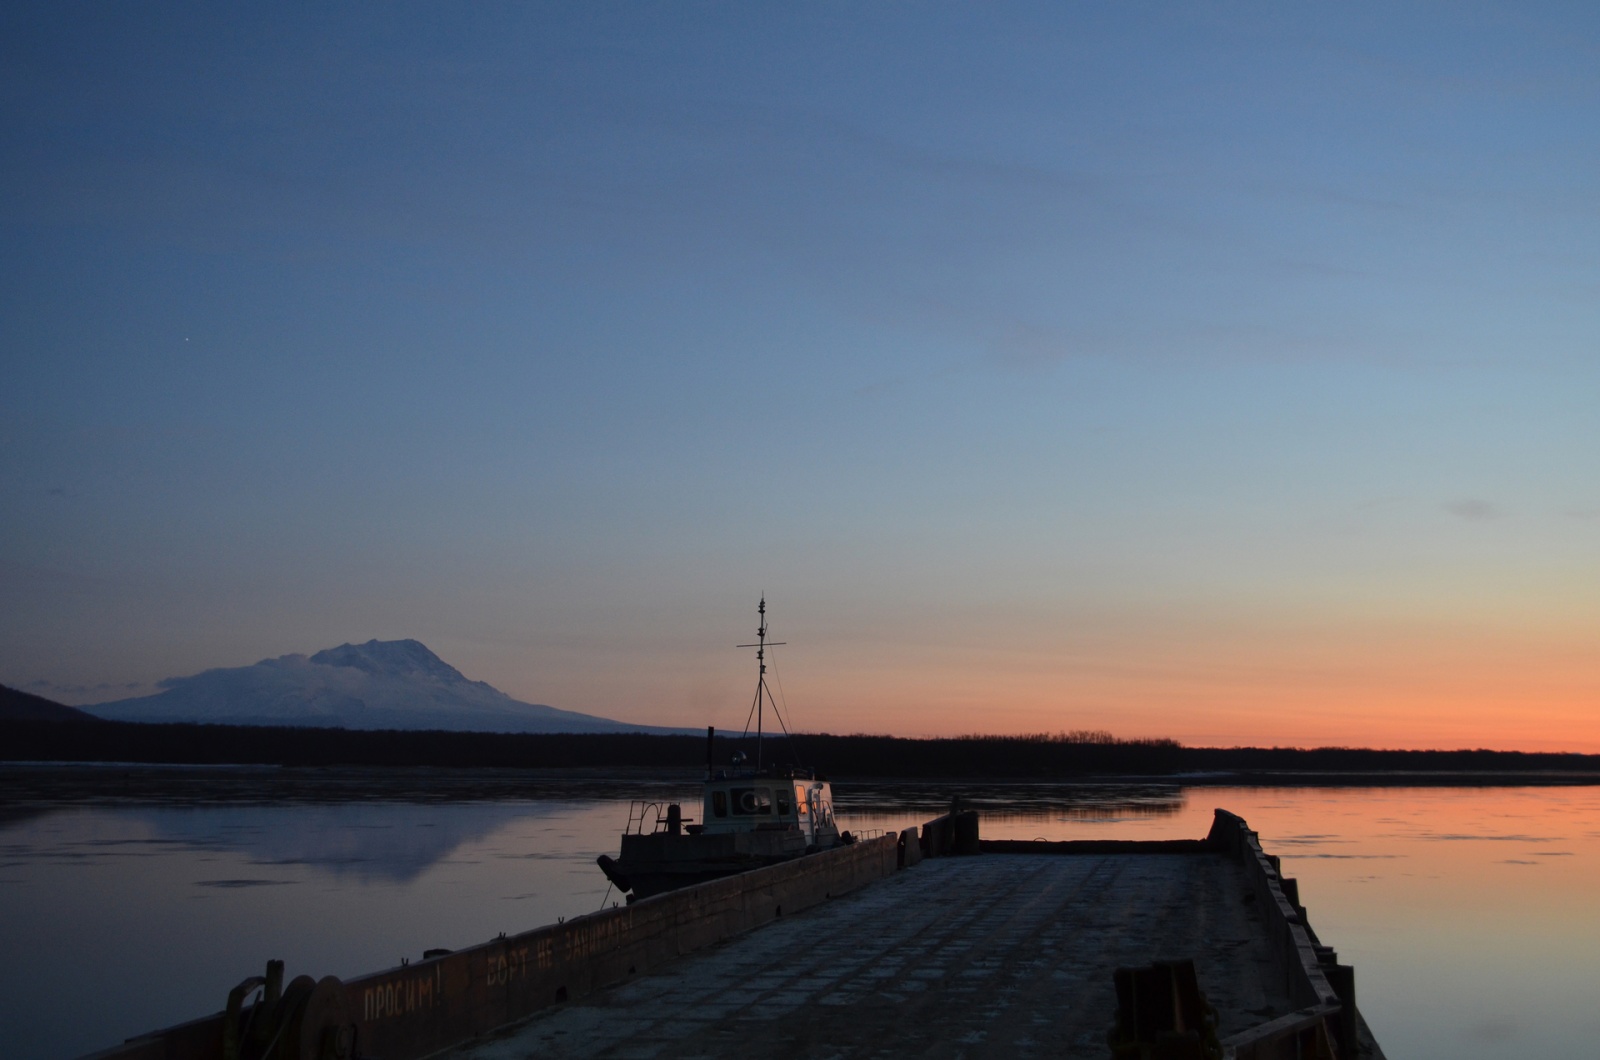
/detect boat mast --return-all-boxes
[737,596,784,771]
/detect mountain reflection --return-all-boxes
[156,801,592,883]
[3,801,599,885]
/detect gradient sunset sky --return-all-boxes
[4,4,1597,750]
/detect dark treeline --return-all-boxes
[4,719,1600,779]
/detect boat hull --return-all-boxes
[601,828,818,900]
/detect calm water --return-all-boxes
[3,769,1598,1059]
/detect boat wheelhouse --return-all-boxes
[700,766,838,846]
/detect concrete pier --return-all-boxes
[82,811,1383,1060]
[454,852,1318,1059]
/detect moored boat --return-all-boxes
[597,598,853,901]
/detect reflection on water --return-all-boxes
[3,768,1599,1060]
[840,780,1186,825]
[130,803,577,884]
[2,802,594,886]
[0,792,653,1060]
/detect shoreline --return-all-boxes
[4,760,1600,814]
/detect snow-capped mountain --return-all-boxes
[84,639,685,734]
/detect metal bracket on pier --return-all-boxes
[1107,958,1224,1060]
[222,961,357,1060]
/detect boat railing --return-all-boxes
[624,800,695,835]
[625,800,667,835]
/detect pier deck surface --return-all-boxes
[454,853,1293,1060]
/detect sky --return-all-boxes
[3,3,1597,750]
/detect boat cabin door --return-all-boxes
[795,781,835,845]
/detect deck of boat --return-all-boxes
[452,852,1298,1060]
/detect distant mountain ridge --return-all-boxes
[84,639,687,735]
[1,684,102,723]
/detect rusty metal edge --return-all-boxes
[1209,809,1385,1058]
[1221,1002,1339,1049]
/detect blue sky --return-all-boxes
[4,3,1598,746]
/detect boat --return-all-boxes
[597,598,852,901]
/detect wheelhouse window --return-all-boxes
[712,791,728,817]
[776,788,791,816]
[730,787,773,815]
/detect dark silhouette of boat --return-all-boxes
[597,598,852,901]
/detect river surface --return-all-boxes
[3,767,1598,1059]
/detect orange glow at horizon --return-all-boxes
[763,615,1600,754]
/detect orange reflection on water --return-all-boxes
[1180,787,1600,1060]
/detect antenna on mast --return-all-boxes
[737,595,785,771]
